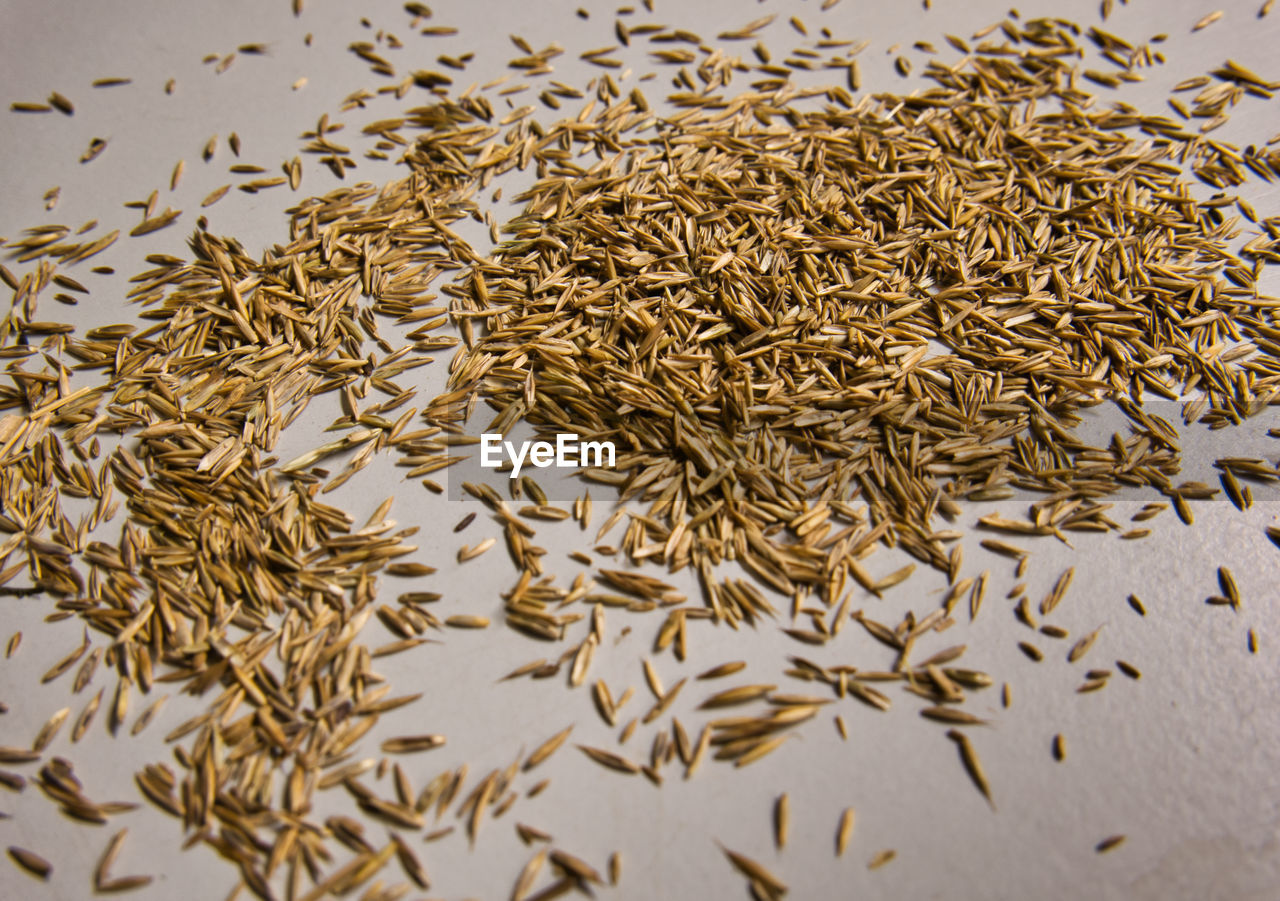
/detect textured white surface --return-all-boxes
[1,1,1279,899]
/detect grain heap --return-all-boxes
[442,18,1280,616]
[2,4,1279,900]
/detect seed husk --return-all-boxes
[1192,10,1224,31]
[8,846,51,880]
[97,874,155,892]
[1068,628,1103,664]
[577,744,639,775]
[1218,567,1241,607]
[380,735,446,754]
[867,849,896,870]
[445,614,490,629]
[71,687,103,742]
[920,706,988,726]
[41,631,90,683]
[48,91,74,114]
[1116,660,1142,680]
[721,845,787,898]
[200,184,231,207]
[32,707,70,752]
[699,684,775,709]
[697,661,747,681]
[1096,834,1126,853]
[947,730,994,809]
[525,725,574,771]
[0,5,1277,898]
[1018,642,1044,663]
[836,807,855,856]
[458,537,496,561]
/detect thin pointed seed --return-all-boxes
[836,807,855,856]
[947,730,994,809]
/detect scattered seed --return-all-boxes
[458,537,496,561]
[867,849,896,870]
[1192,10,1224,31]
[381,735,446,754]
[1116,660,1141,680]
[1096,834,1126,853]
[48,91,74,114]
[947,730,994,809]
[8,847,51,880]
[836,807,855,856]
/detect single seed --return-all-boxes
[836,807,855,856]
[458,537,496,561]
[947,730,994,809]
[1096,835,1126,853]
[1116,660,1141,680]
[868,849,896,870]
[380,735,446,754]
[8,847,51,880]
[1192,10,1223,31]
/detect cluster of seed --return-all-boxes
[1,2,1278,899]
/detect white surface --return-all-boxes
[1,1,1279,899]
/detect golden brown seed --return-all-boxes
[458,537,496,561]
[380,735,446,754]
[200,184,231,207]
[1096,835,1126,853]
[445,615,490,629]
[721,846,787,897]
[697,661,746,680]
[32,707,70,752]
[525,725,573,770]
[1192,10,1223,31]
[920,707,988,726]
[1116,660,1141,680]
[577,744,639,774]
[868,849,896,870]
[947,729,994,809]
[1068,628,1103,664]
[836,807,855,856]
[48,91,74,114]
[8,847,51,880]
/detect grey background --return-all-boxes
[1,0,1279,899]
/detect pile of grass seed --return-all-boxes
[2,3,1279,899]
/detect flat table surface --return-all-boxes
[1,1,1279,899]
